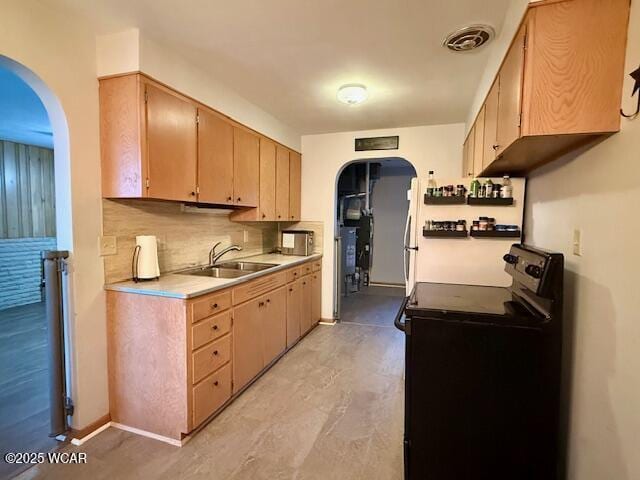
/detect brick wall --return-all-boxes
[0,237,57,310]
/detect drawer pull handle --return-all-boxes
[258,301,265,307]
[213,380,219,387]
[213,350,219,356]
[266,299,270,303]
[212,325,218,331]
[210,303,218,309]
[289,288,293,292]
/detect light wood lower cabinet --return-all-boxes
[193,363,232,427]
[286,280,302,348]
[107,258,322,442]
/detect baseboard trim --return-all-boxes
[368,282,405,288]
[110,422,185,447]
[70,421,111,446]
[69,413,111,445]
[319,318,337,326]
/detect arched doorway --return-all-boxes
[334,157,416,322]
[0,55,73,479]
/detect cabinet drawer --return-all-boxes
[233,271,286,305]
[192,363,232,427]
[192,334,231,384]
[286,267,302,283]
[191,310,232,351]
[312,260,321,272]
[301,262,313,277]
[189,290,231,323]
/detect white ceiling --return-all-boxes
[47,0,511,135]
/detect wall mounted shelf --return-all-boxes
[423,229,468,238]
[470,230,521,238]
[467,197,514,206]
[424,195,466,205]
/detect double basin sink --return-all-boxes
[179,261,279,279]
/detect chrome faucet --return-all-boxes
[209,242,242,266]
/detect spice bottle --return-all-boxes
[426,171,437,197]
[470,179,480,198]
[501,175,513,199]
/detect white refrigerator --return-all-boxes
[404,177,526,296]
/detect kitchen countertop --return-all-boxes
[104,253,323,299]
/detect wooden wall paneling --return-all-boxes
[99,74,145,198]
[0,141,55,239]
[522,0,630,136]
[259,137,277,220]
[288,151,301,221]
[482,80,500,171]
[232,127,260,207]
[107,291,189,440]
[275,146,290,221]
[145,83,198,202]
[496,23,526,157]
[197,108,234,205]
[473,106,486,177]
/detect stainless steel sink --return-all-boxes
[215,261,278,272]
[179,266,251,279]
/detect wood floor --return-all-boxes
[16,320,405,480]
[0,302,58,480]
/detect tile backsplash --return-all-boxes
[102,199,278,283]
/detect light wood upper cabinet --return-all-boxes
[482,80,500,171]
[465,0,630,177]
[289,151,301,221]
[146,84,198,202]
[461,126,474,178]
[258,138,277,220]
[496,24,526,157]
[232,127,259,207]
[197,108,234,205]
[262,287,287,365]
[472,106,485,177]
[275,146,290,221]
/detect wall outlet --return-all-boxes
[100,236,117,256]
[572,229,582,256]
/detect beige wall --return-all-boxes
[467,1,640,478]
[0,0,108,429]
[102,200,278,283]
[301,123,465,319]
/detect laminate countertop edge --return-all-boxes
[104,253,323,299]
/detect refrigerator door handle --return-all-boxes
[394,296,410,332]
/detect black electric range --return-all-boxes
[395,244,564,480]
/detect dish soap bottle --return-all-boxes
[501,175,513,199]
[426,171,437,197]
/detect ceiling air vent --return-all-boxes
[443,25,495,52]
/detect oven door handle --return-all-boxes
[394,296,410,332]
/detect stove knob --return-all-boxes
[503,254,518,265]
[525,264,542,279]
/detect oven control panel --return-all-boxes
[503,245,549,295]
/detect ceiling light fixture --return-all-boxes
[337,84,368,105]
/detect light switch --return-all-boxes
[572,229,582,256]
[100,236,117,256]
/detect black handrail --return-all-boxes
[394,296,410,332]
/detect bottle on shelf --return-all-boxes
[469,178,481,198]
[501,175,513,199]
[484,179,494,198]
[426,171,437,197]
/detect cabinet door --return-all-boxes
[496,24,526,157]
[146,83,197,201]
[461,136,470,178]
[482,80,500,171]
[463,125,475,178]
[286,279,302,348]
[473,105,486,177]
[197,108,234,204]
[262,287,287,365]
[288,151,301,221]
[275,146,290,221]
[311,271,321,325]
[233,127,259,207]
[232,298,264,393]
[259,138,277,220]
[300,277,313,335]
